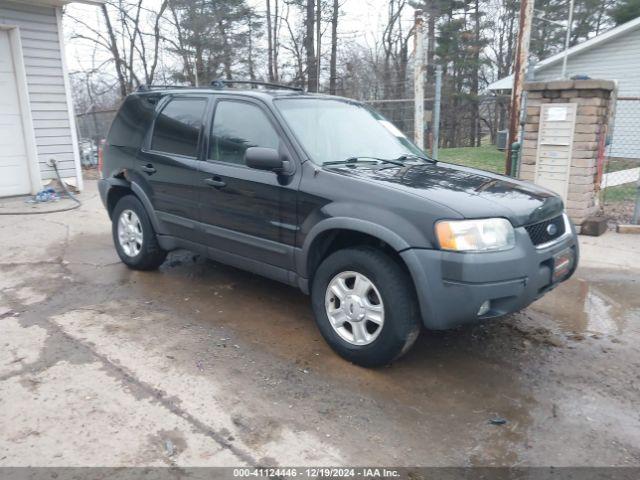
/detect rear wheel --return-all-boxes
[311,247,421,367]
[112,195,167,270]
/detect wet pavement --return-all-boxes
[0,180,639,467]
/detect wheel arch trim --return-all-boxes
[103,177,166,236]
[129,181,166,235]
[296,218,412,279]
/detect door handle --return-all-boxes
[204,177,226,188]
[141,164,156,174]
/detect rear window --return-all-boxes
[151,97,207,157]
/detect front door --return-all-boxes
[198,99,298,270]
[139,95,209,239]
[0,30,32,197]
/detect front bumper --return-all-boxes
[401,217,579,330]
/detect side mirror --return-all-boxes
[245,147,284,172]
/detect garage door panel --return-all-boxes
[0,30,32,197]
[0,158,31,195]
[0,34,12,73]
[0,118,27,156]
[0,73,21,114]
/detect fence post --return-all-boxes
[432,65,442,160]
[413,9,425,151]
[505,0,534,175]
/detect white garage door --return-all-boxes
[0,30,31,197]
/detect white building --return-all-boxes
[0,0,103,197]
[488,17,640,160]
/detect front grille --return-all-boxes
[525,215,565,246]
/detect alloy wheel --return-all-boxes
[324,271,385,346]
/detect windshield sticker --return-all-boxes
[379,120,405,138]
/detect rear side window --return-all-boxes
[108,95,156,148]
[151,97,207,157]
[209,101,279,165]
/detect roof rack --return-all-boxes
[211,79,303,92]
[136,84,194,92]
[135,80,304,93]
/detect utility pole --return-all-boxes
[414,9,425,151]
[505,0,534,176]
[561,0,575,78]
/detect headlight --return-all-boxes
[435,218,515,252]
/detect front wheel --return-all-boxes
[112,195,167,270]
[311,247,421,367]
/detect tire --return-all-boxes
[311,246,421,367]
[111,194,167,271]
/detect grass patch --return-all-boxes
[606,157,640,173]
[437,145,506,174]
[603,184,637,203]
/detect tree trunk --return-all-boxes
[248,20,256,80]
[148,0,168,85]
[218,19,233,80]
[316,0,322,92]
[100,4,127,97]
[329,0,338,94]
[305,0,317,92]
[471,0,480,147]
[273,0,280,82]
[266,0,274,81]
[426,5,435,83]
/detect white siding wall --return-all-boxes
[535,27,640,158]
[0,1,78,180]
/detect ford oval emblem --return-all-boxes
[546,223,558,236]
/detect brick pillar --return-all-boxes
[519,79,616,226]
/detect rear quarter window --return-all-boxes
[107,94,157,148]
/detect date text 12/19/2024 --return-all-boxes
[233,468,401,478]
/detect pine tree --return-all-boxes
[610,0,640,25]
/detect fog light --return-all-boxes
[477,300,491,316]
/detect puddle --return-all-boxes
[530,274,640,336]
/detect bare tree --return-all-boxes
[267,0,274,81]
[281,4,306,86]
[305,0,318,92]
[316,0,322,91]
[68,1,170,97]
[329,0,339,94]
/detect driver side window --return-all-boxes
[209,101,280,165]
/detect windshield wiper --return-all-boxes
[324,156,405,167]
[395,154,436,164]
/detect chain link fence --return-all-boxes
[360,79,508,163]
[601,97,640,225]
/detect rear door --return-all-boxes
[198,98,299,270]
[139,95,209,240]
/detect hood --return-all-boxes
[324,162,563,227]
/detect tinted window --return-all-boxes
[151,97,207,157]
[108,94,156,148]
[210,101,279,165]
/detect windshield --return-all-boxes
[275,98,424,165]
